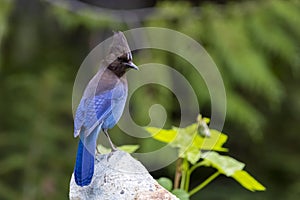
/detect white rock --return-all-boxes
[69,150,179,200]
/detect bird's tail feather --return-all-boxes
[74,139,95,186]
[74,125,101,186]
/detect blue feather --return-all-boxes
[74,125,101,186]
[74,139,94,186]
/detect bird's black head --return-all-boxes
[106,31,138,77]
[108,51,138,77]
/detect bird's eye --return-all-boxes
[117,56,124,61]
[117,56,128,63]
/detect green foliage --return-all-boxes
[157,177,173,191]
[201,152,244,176]
[146,115,265,199]
[157,177,190,200]
[172,189,190,200]
[232,170,267,192]
[97,144,140,154]
[201,152,265,191]
[48,3,118,30]
[145,115,228,165]
[0,0,13,68]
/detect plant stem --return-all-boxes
[174,158,182,189]
[189,171,220,196]
[180,170,186,190]
[185,161,206,191]
[185,169,191,191]
[189,161,206,174]
[180,159,189,190]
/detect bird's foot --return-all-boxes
[111,145,118,152]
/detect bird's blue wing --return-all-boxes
[74,99,85,137]
[74,78,126,137]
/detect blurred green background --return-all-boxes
[0,0,299,199]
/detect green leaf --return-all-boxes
[201,152,245,176]
[201,152,266,191]
[172,189,190,200]
[157,177,173,191]
[200,129,228,152]
[145,124,228,164]
[118,145,140,153]
[232,170,266,191]
[146,125,200,163]
[180,145,201,164]
[97,145,111,154]
[97,144,140,154]
[171,124,198,149]
[172,125,203,164]
[145,127,177,143]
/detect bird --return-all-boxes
[73,31,138,187]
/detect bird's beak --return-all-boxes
[126,61,139,70]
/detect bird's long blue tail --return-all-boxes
[74,139,95,186]
[74,124,101,186]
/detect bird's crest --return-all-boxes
[105,31,132,65]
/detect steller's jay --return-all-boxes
[73,32,138,186]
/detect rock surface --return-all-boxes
[69,150,179,200]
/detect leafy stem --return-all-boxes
[146,114,266,199]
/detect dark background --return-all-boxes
[0,0,299,199]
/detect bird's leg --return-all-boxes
[103,129,117,151]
